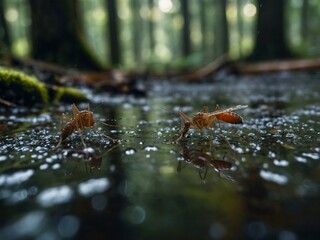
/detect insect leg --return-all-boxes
[78,130,87,149]
[176,160,183,173]
[102,134,118,143]
[176,121,191,141]
[176,111,193,141]
[72,104,80,115]
[199,166,208,180]
[179,111,193,123]
[86,104,92,127]
[62,113,72,123]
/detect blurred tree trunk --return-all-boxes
[28,0,102,70]
[148,0,155,56]
[131,0,141,65]
[181,0,191,56]
[248,0,292,60]
[0,0,11,53]
[301,0,309,41]
[214,0,229,57]
[199,0,206,57]
[106,0,121,66]
[237,0,243,57]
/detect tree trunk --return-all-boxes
[147,0,155,55]
[214,0,229,57]
[28,0,102,70]
[220,0,229,54]
[301,0,309,40]
[199,0,206,55]
[248,0,292,60]
[237,0,243,57]
[0,0,11,52]
[106,0,121,66]
[131,0,141,65]
[181,0,191,57]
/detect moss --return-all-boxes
[0,67,49,105]
[54,86,88,103]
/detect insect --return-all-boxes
[176,104,247,141]
[52,103,95,150]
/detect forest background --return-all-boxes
[1,0,319,74]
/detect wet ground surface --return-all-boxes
[0,72,319,239]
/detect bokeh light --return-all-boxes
[158,0,173,13]
[243,3,257,18]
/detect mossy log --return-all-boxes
[53,86,87,104]
[0,67,48,106]
[0,67,88,107]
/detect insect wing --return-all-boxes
[207,105,248,117]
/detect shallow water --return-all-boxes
[0,73,320,239]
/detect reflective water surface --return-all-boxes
[0,73,320,239]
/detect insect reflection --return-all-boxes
[62,147,102,173]
[177,104,247,141]
[177,142,233,180]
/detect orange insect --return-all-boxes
[176,104,247,141]
[52,103,95,150]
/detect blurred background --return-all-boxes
[1,0,319,72]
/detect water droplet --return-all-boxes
[9,189,29,204]
[274,159,289,167]
[37,185,73,207]
[169,150,176,155]
[0,211,46,239]
[58,215,80,238]
[285,133,296,138]
[235,147,244,154]
[294,156,307,163]
[35,146,42,151]
[83,147,95,154]
[143,146,159,151]
[302,152,319,160]
[260,170,288,185]
[78,178,110,197]
[91,195,107,211]
[268,151,276,158]
[1,170,34,186]
[39,164,48,170]
[124,206,146,224]
[52,163,60,169]
[142,105,150,111]
[125,148,137,155]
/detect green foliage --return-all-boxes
[0,67,48,105]
[53,86,88,104]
